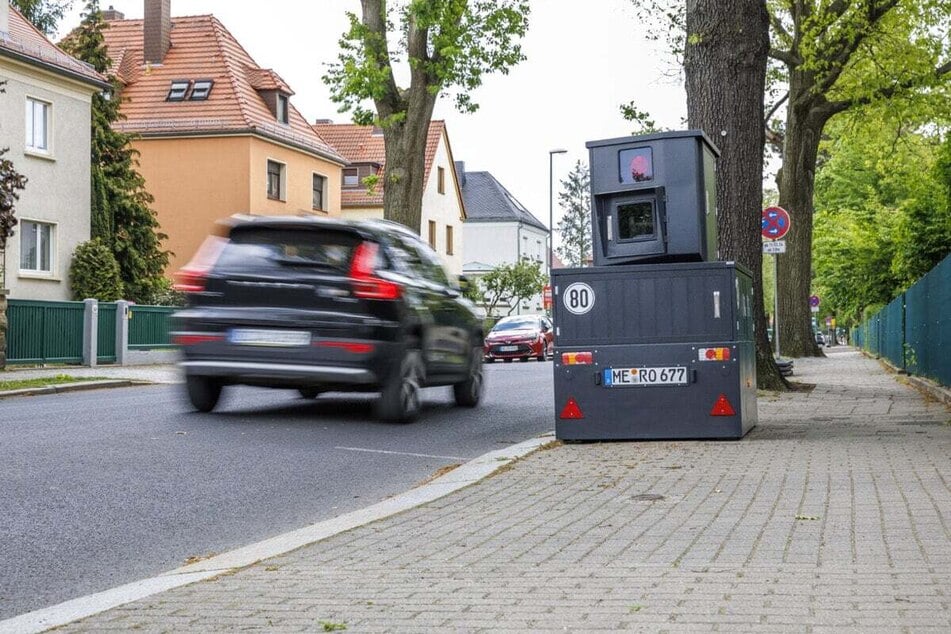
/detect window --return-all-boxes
[617,201,655,240]
[276,94,289,124]
[428,221,437,249]
[19,220,53,273]
[312,174,326,211]
[446,225,454,255]
[166,80,190,101]
[25,98,50,152]
[343,167,359,188]
[189,79,214,100]
[437,166,445,194]
[266,160,285,201]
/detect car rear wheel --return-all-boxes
[376,350,423,423]
[298,387,323,399]
[453,346,484,407]
[186,375,221,412]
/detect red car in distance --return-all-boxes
[484,315,554,363]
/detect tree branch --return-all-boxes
[817,58,951,119]
[765,93,789,123]
[361,0,402,118]
[768,8,792,46]
[769,47,800,67]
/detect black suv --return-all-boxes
[171,216,484,422]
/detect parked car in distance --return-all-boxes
[171,216,484,423]
[484,314,554,363]
[815,331,826,346]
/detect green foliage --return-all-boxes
[555,161,592,267]
[60,1,170,304]
[475,260,546,317]
[1,83,28,252]
[619,101,665,135]
[812,118,951,326]
[11,0,72,36]
[324,0,530,121]
[70,238,123,301]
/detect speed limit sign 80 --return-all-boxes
[563,282,596,315]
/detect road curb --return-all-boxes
[0,380,135,400]
[0,431,557,634]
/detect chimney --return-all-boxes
[455,161,466,187]
[101,5,125,21]
[1,2,10,36]
[143,0,171,65]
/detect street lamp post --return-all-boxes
[548,149,567,274]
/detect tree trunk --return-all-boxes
[775,71,827,357]
[380,91,437,233]
[684,0,786,390]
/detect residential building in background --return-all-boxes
[314,120,465,276]
[0,3,107,300]
[456,162,549,315]
[100,0,346,273]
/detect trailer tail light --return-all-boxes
[698,347,731,361]
[561,351,594,365]
[350,242,402,300]
[173,236,228,293]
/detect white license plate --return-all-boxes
[603,366,688,387]
[498,345,519,352]
[229,329,311,347]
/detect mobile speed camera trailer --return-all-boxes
[552,130,757,440]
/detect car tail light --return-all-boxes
[561,351,594,365]
[350,241,401,300]
[314,341,375,354]
[172,333,225,346]
[173,236,228,293]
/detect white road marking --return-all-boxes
[335,446,463,461]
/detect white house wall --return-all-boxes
[420,134,464,277]
[463,221,548,315]
[0,61,94,300]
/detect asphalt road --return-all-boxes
[0,360,553,620]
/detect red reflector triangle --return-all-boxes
[710,394,736,416]
[559,397,584,419]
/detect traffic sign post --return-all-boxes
[762,206,791,359]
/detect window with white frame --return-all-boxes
[312,173,327,211]
[20,220,54,273]
[25,98,50,152]
[266,160,285,201]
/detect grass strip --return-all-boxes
[0,375,104,392]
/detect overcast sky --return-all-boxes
[58,0,688,243]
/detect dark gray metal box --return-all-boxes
[552,261,757,440]
[587,130,719,266]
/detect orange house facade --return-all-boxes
[101,2,346,273]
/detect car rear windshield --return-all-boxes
[215,227,364,273]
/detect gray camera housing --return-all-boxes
[587,130,720,266]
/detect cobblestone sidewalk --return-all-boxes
[60,348,951,632]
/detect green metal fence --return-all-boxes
[6,299,85,365]
[129,305,177,349]
[852,253,950,387]
[97,302,117,364]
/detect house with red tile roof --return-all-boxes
[100,0,347,273]
[314,120,466,276]
[1,2,108,300]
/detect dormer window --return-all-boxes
[167,80,190,101]
[189,79,214,100]
[276,94,289,124]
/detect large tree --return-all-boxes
[324,0,529,233]
[11,0,72,36]
[555,161,592,268]
[767,0,950,355]
[683,0,783,388]
[60,1,169,303]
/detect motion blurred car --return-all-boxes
[484,314,554,362]
[171,216,484,423]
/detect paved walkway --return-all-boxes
[41,349,951,630]
[0,363,182,384]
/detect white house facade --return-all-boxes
[0,3,107,300]
[457,164,549,315]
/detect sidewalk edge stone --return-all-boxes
[0,432,556,634]
[0,380,136,400]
